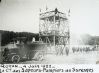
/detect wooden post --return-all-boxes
[0,33,1,51]
[0,33,2,63]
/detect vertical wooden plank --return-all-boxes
[0,33,1,51]
[0,33,2,63]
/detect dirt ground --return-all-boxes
[19,51,99,64]
[1,51,99,64]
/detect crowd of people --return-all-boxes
[54,45,99,56]
[72,46,98,53]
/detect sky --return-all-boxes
[0,0,99,36]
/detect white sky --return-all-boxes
[0,0,99,35]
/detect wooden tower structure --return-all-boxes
[39,8,70,53]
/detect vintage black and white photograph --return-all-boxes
[0,0,99,64]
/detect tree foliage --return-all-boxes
[0,30,39,46]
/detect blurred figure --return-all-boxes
[2,48,9,61]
